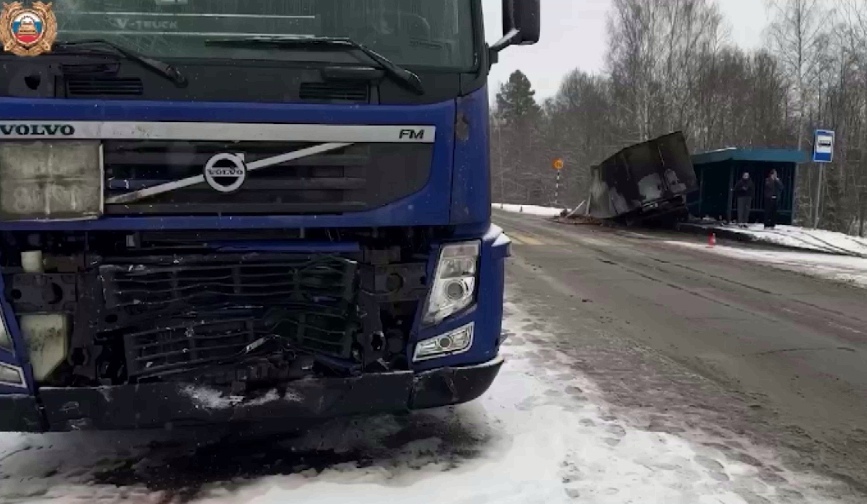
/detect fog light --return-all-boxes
[413,323,474,362]
[0,362,25,388]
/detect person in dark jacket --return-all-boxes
[733,172,754,228]
[764,169,784,229]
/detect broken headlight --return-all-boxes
[422,241,479,325]
[0,362,25,388]
[20,314,70,381]
[0,310,12,353]
[0,141,103,220]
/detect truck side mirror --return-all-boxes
[490,0,540,57]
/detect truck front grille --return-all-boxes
[103,141,432,215]
[299,82,369,102]
[66,76,144,97]
[97,253,359,380]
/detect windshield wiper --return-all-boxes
[203,36,424,95]
[53,39,187,87]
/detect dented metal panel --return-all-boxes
[0,141,103,220]
[0,357,504,432]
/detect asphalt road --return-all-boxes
[494,208,867,498]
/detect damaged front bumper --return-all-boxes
[0,357,503,433]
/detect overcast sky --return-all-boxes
[481,0,773,101]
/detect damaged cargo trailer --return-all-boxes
[587,132,697,223]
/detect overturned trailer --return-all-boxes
[587,132,697,224]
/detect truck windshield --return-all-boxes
[52,0,475,70]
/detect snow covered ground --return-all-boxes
[701,223,867,257]
[493,203,565,217]
[668,241,867,289]
[0,295,857,504]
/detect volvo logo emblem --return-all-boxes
[204,153,246,193]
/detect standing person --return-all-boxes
[764,169,784,229]
[733,172,754,228]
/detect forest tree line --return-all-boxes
[492,0,867,236]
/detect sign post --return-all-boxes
[812,130,834,228]
[553,158,564,206]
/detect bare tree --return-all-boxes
[766,0,831,225]
[491,0,864,236]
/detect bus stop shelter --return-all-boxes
[687,148,807,225]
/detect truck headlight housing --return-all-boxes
[0,310,12,353]
[422,241,479,325]
[413,323,474,361]
[20,314,69,382]
[0,141,103,221]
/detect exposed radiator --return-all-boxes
[96,253,359,380]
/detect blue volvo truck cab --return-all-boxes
[0,0,540,432]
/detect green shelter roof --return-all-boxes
[691,148,807,166]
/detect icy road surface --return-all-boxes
[0,296,856,504]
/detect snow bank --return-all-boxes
[703,223,867,257]
[0,430,187,503]
[669,241,867,289]
[492,203,565,217]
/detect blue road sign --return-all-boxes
[813,130,834,163]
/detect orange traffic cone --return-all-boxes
[708,232,716,248]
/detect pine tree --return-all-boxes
[495,70,542,128]
[492,71,545,204]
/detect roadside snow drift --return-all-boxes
[668,241,867,289]
[0,295,857,504]
[697,223,867,257]
[493,203,565,218]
